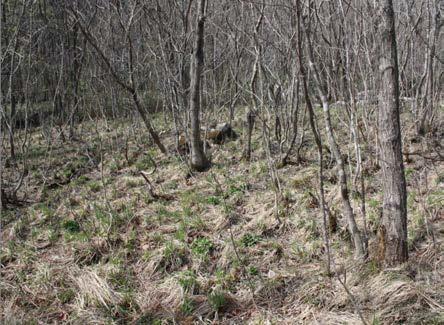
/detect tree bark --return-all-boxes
[377,0,408,266]
[189,0,210,171]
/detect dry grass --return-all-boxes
[1,113,443,324]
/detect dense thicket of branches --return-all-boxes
[1,0,442,264]
[3,1,440,125]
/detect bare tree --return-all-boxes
[295,0,331,274]
[189,0,210,171]
[70,2,167,154]
[304,2,366,260]
[377,0,408,266]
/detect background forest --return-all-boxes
[1,0,443,324]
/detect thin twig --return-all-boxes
[336,267,368,325]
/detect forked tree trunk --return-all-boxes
[189,0,210,171]
[377,0,408,266]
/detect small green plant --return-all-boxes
[292,242,308,260]
[223,176,250,198]
[306,218,318,240]
[177,270,197,293]
[135,313,161,325]
[152,232,163,244]
[174,222,187,241]
[412,213,424,227]
[108,268,133,292]
[57,289,74,303]
[259,162,268,174]
[407,192,416,210]
[371,315,380,325]
[180,297,193,316]
[161,241,187,271]
[135,154,155,171]
[226,184,244,196]
[86,180,101,192]
[296,218,306,229]
[240,233,261,247]
[206,196,221,205]
[124,230,137,250]
[156,207,180,223]
[73,175,88,185]
[215,269,231,288]
[109,159,119,173]
[63,220,80,233]
[182,205,193,218]
[34,203,53,218]
[368,198,379,209]
[208,291,226,312]
[164,180,179,190]
[120,204,134,222]
[246,266,258,276]
[63,168,73,178]
[363,260,379,278]
[191,237,213,255]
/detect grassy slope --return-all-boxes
[1,110,443,324]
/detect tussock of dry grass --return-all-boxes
[72,268,123,310]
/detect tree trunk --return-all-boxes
[189,0,210,171]
[304,6,365,260]
[377,0,408,266]
[242,3,264,162]
[296,0,331,275]
[132,91,167,155]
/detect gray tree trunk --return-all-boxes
[377,0,408,266]
[189,0,210,171]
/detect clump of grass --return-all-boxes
[57,289,75,304]
[246,265,259,276]
[33,202,53,218]
[191,237,213,255]
[73,175,89,185]
[109,159,120,173]
[63,220,81,234]
[208,291,227,312]
[86,180,101,192]
[135,154,155,171]
[177,270,197,293]
[158,241,188,272]
[240,233,261,247]
[108,268,134,293]
[180,297,194,316]
[223,175,250,198]
[72,269,123,310]
[206,196,221,205]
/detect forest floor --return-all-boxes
[1,107,443,324]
